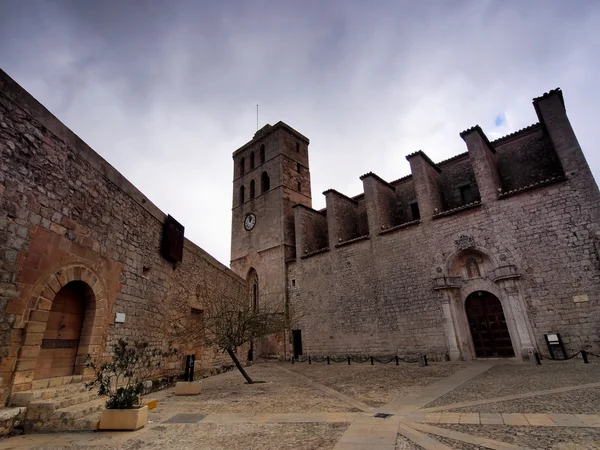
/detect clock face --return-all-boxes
[244,213,256,231]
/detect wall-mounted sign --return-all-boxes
[161,214,185,263]
[573,294,589,303]
[115,312,126,323]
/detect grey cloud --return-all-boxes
[1,0,599,264]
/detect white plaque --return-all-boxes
[573,294,589,303]
[115,312,126,323]
[546,333,559,343]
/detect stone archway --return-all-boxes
[437,247,536,361]
[465,291,515,358]
[12,265,108,392]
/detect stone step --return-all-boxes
[73,410,102,431]
[26,391,101,419]
[31,375,83,391]
[27,397,106,432]
[10,382,89,406]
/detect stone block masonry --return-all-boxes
[0,69,246,405]
[232,88,600,362]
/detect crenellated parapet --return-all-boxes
[293,204,329,258]
[286,88,585,258]
[460,125,501,204]
[323,189,369,248]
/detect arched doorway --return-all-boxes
[465,291,514,358]
[34,281,90,379]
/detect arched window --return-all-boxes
[239,157,245,176]
[466,257,481,278]
[250,151,255,170]
[239,185,245,204]
[261,171,270,193]
[248,269,259,312]
[260,144,265,164]
[250,180,255,199]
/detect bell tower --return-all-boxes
[230,122,312,334]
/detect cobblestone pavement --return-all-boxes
[1,360,599,449]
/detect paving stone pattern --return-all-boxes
[1,361,600,449]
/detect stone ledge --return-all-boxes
[0,407,26,437]
[432,201,481,219]
[300,247,330,259]
[498,175,566,199]
[378,220,421,236]
[335,235,370,248]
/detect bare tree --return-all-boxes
[168,270,296,384]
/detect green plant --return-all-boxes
[85,340,177,409]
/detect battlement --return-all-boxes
[293,88,582,259]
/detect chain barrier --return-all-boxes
[532,349,600,365]
[291,354,425,366]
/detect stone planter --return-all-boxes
[175,381,201,396]
[99,405,148,431]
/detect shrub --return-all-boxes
[85,340,177,409]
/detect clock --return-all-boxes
[244,213,256,231]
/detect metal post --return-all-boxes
[395,355,399,365]
[184,355,191,381]
[582,350,589,364]
[327,356,330,365]
[423,354,428,367]
[292,356,295,364]
[190,354,195,381]
[309,356,311,364]
[535,352,542,365]
[347,356,351,365]
[370,356,374,365]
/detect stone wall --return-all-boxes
[288,89,600,360]
[0,69,246,405]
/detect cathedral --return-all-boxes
[231,88,600,361]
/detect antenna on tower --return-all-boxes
[256,104,259,131]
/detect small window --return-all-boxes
[250,151,255,170]
[260,144,265,164]
[297,163,301,173]
[291,279,296,287]
[239,185,245,204]
[410,202,420,220]
[250,180,255,199]
[296,142,300,152]
[239,157,245,176]
[297,182,301,192]
[261,171,270,193]
[459,184,475,204]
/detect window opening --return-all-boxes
[239,185,245,204]
[239,157,245,176]
[260,144,265,164]
[261,172,270,193]
[459,184,475,204]
[250,180,255,199]
[250,151,255,170]
[410,202,420,220]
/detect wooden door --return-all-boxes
[34,282,86,379]
[466,292,514,358]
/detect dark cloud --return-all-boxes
[1,0,599,264]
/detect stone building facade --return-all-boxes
[231,89,600,361]
[0,69,246,408]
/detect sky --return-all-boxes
[1,0,599,266]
